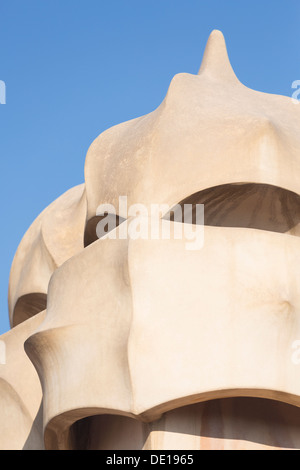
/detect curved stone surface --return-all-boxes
[8,184,86,327]
[25,223,300,448]
[84,30,300,246]
[0,312,45,449]
[69,398,300,450]
[4,30,300,450]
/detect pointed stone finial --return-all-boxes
[198,30,239,83]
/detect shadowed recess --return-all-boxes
[84,214,126,247]
[13,293,47,327]
[84,183,300,247]
[165,183,300,235]
[68,397,300,450]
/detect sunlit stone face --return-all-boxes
[7,30,300,449]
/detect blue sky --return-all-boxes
[0,0,299,334]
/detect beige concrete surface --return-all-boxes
[1,30,300,450]
[69,398,300,450]
[0,312,45,449]
[8,184,86,327]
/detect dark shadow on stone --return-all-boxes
[68,397,300,450]
[165,183,300,234]
[84,214,126,247]
[13,293,47,327]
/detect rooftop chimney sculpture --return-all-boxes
[1,30,300,450]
